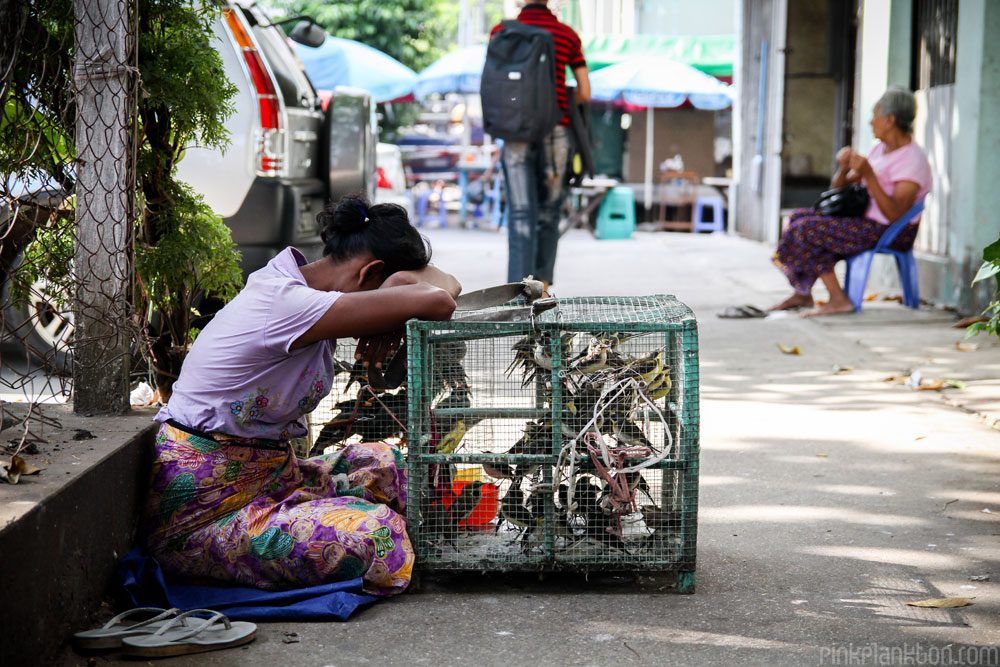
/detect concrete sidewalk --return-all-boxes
[59,229,999,666]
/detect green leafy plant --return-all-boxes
[966,237,1000,339]
[0,0,76,280]
[134,0,242,394]
[3,0,242,396]
[9,204,74,311]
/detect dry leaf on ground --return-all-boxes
[917,379,946,391]
[906,597,974,608]
[883,295,903,303]
[777,343,802,355]
[864,293,879,301]
[0,455,42,484]
[955,341,979,352]
[915,378,965,391]
[953,315,989,328]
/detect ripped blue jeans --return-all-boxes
[502,126,570,285]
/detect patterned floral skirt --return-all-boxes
[141,421,413,596]
[773,209,919,294]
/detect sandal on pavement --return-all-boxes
[121,609,257,658]
[73,607,182,650]
[717,305,767,319]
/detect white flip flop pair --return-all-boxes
[73,607,257,657]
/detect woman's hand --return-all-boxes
[355,328,404,369]
[847,152,873,179]
[832,147,859,187]
[835,146,854,168]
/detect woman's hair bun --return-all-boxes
[318,194,430,275]
[319,195,369,244]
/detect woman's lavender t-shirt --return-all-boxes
[864,141,933,224]
[155,247,341,440]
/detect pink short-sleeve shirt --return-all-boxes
[864,141,933,224]
[155,247,341,440]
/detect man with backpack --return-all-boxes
[484,1,590,293]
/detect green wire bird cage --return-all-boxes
[404,295,699,592]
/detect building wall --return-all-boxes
[624,108,716,185]
[572,0,634,35]
[734,0,785,241]
[859,0,999,314]
[782,0,836,180]
[569,0,736,36]
[633,0,736,35]
[854,1,911,153]
[947,0,1000,313]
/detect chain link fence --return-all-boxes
[1,0,139,444]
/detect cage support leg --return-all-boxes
[677,570,696,594]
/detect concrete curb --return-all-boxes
[0,414,156,666]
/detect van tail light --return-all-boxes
[377,167,392,189]
[223,8,284,174]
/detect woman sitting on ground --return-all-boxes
[771,87,932,317]
[142,196,461,596]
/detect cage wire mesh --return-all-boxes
[311,295,699,583]
[1,0,139,437]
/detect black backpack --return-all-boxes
[481,20,560,143]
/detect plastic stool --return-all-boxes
[692,196,725,233]
[415,189,447,227]
[595,186,636,240]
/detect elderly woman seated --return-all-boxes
[771,87,932,316]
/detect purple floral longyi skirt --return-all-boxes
[773,208,919,294]
[141,422,413,596]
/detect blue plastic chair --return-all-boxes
[843,198,925,312]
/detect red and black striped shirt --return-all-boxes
[489,4,587,127]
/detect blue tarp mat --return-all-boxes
[118,548,378,621]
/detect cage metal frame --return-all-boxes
[403,295,699,592]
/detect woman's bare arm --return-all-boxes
[849,153,920,222]
[290,267,461,350]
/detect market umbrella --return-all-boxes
[589,56,734,215]
[414,43,490,155]
[414,44,488,98]
[292,37,417,103]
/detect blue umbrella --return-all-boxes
[588,57,734,213]
[414,44,487,98]
[589,56,734,110]
[292,37,417,103]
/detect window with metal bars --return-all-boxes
[911,0,959,89]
